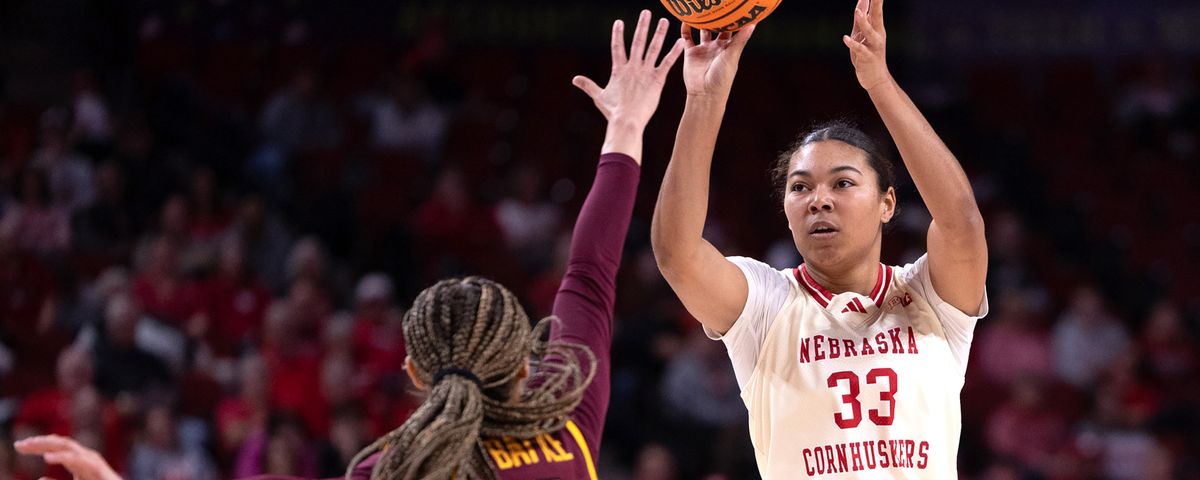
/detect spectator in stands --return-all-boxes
[496,164,561,274]
[0,167,71,254]
[131,235,201,328]
[69,71,114,158]
[13,346,94,438]
[976,289,1053,386]
[659,330,748,478]
[200,237,271,357]
[984,378,1071,476]
[234,412,317,477]
[1139,301,1195,385]
[127,405,217,480]
[226,193,293,293]
[73,160,139,260]
[1053,285,1130,390]
[349,273,405,388]
[30,107,94,213]
[215,355,270,457]
[359,72,448,159]
[92,294,173,407]
[261,301,325,436]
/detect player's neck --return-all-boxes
[805,257,880,297]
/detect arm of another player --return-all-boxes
[559,10,685,445]
[843,0,986,314]
[15,435,123,480]
[650,23,756,335]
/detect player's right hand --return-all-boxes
[14,435,123,480]
[680,23,755,99]
[572,10,685,130]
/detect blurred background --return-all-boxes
[0,0,1198,479]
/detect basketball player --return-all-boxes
[15,10,685,480]
[650,0,988,477]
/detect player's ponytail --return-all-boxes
[346,277,595,480]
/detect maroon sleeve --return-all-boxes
[548,152,639,456]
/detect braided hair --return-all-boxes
[345,277,596,480]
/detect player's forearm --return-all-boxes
[867,78,983,233]
[651,96,727,267]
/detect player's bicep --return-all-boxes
[657,239,748,334]
[926,218,987,316]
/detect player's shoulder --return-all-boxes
[726,256,799,286]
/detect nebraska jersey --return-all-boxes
[705,254,988,479]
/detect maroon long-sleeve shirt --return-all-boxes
[342,152,638,479]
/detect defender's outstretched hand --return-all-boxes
[15,435,122,480]
[843,0,892,92]
[573,10,686,133]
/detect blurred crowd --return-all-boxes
[0,1,1198,479]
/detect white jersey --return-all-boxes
[705,254,987,479]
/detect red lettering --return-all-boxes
[814,446,825,474]
[827,371,862,428]
[875,332,888,353]
[829,337,841,358]
[814,335,826,361]
[877,441,889,468]
[861,337,876,355]
[888,440,900,468]
[824,446,836,473]
[849,442,864,471]
[888,328,904,353]
[907,327,919,354]
[864,441,877,469]
[843,339,857,357]
[866,368,898,426]
[917,442,929,469]
[803,448,815,476]
[904,440,915,468]
[835,443,848,473]
[799,337,810,363]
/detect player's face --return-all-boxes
[781,141,895,269]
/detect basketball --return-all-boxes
[659,0,782,32]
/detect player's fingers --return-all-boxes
[14,435,81,455]
[681,23,697,48]
[730,24,756,53]
[656,38,687,74]
[870,0,885,27]
[571,75,603,100]
[843,34,870,57]
[628,10,652,63]
[644,17,670,65]
[610,19,627,65]
[42,451,85,469]
[699,28,712,44]
[855,8,882,46]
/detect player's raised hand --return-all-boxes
[573,10,686,129]
[14,435,122,480]
[680,23,755,99]
[843,0,892,92]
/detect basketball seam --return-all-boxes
[689,0,754,27]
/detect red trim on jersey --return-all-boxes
[852,297,867,313]
[797,263,891,309]
[795,265,832,308]
[870,265,893,307]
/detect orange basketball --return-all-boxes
[659,0,782,32]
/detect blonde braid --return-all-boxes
[345,277,596,480]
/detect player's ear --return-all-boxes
[880,186,896,223]
[404,356,427,391]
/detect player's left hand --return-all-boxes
[843,0,893,92]
[573,10,686,130]
[14,435,123,480]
